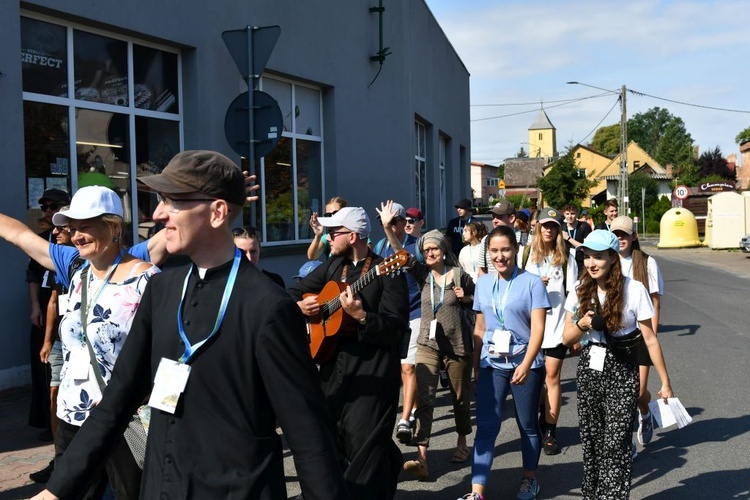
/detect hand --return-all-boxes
[375,200,396,227]
[339,286,365,321]
[30,490,59,500]
[454,286,465,299]
[309,212,324,236]
[569,342,582,356]
[40,341,52,363]
[242,172,260,203]
[658,385,674,403]
[297,296,320,317]
[576,310,595,331]
[30,303,43,329]
[541,275,550,287]
[511,364,529,385]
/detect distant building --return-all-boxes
[470,161,501,205]
[739,142,750,190]
[527,108,557,160]
[503,157,546,209]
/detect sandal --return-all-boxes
[450,445,471,463]
[403,459,429,480]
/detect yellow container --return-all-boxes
[657,208,703,248]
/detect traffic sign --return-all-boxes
[224,90,283,158]
[673,185,689,200]
[498,179,506,189]
[222,26,281,79]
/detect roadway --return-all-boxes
[284,245,750,499]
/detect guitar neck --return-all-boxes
[324,267,379,316]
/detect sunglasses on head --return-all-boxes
[232,226,259,238]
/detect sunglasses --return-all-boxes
[323,210,339,217]
[232,226,259,238]
[40,204,61,211]
[405,218,420,225]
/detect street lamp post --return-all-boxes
[567,81,629,214]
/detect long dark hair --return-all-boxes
[576,249,625,333]
[630,237,650,290]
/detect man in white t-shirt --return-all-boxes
[477,200,521,276]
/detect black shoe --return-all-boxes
[439,369,449,388]
[542,433,561,456]
[30,460,54,483]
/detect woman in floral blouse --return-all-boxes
[54,186,159,499]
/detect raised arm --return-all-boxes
[375,200,404,251]
[0,213,54,270]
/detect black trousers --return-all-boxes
[29,324,51,429]
[55,420,141,500]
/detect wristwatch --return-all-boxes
[358,313,367,325]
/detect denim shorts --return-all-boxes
[49,340,63,387]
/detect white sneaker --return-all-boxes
[637,412,654,445]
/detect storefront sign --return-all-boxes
[699,182,735,193]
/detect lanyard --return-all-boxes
[536,256,551,277]
[429,267,448,318]
[567,225,576,241]
[177,249,241,363]
[85,251,124,315]
[492,267,518,329]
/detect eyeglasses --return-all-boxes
[232,227,259,238]
[323,210,339,217]
[328,230,352,239]
[40,204,61,211]
[423,247,441,254]
[157,193,216,213]
[405,218,420,225]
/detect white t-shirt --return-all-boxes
[620,255,663,296]
[564,277,654,344]
[458,243,481,283]
[525,249,578,348]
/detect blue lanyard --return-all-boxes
[429,267,447,318]
[177,249,241,363]
[491,267,518,329]
[535,256,551,277]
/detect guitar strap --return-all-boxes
[340,255,373,283]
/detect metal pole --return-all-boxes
[247,25,257,226]
[641,187,646,234]
[620,85,628,214]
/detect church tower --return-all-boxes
[528,107,557,159]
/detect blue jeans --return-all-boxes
[471,365,545,486]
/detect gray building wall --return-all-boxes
[0,0,469,387]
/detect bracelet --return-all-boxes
[575,319,589,332]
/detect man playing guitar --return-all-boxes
[288,207,410,500]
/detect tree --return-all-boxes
[516,147,528,158]
[735,126,750,145]
[627,107,694,168]
[696,146,735,181]
[627,173,659,222]
[537,149,596,209]
[591,123,620,156]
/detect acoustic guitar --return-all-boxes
[304,250,411,363]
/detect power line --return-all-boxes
[573,96,621,146]
[628,88,750,114]
[470,92,613,122]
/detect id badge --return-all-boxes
[148,358,191,414]
[70,349,91,380]
[429,319,438,340]
[491,329,512,354]
[588,345,606,372]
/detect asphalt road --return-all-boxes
[284,247,750,499]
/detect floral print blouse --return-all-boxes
[57,263,159,426]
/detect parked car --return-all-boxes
[741,234,750,253]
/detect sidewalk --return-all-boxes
[0,387,50,500]
[643,241,750,279]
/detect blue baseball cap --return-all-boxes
[294,260,323,280]
[581,229,619,253]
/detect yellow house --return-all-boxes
[545,141,671,207]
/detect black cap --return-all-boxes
[455,198,472,210]
[38,189,71,206]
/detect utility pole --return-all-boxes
[619,85,629,214]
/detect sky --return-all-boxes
[423,0,750,166]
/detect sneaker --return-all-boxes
[542,432,561,455]
[403,459,429,480]
[637,412,654,445]
[396,420,412,444]
[631,439,638,461]
[517,477,540,500]
[458,493,484,500]
[439,369,449,388]
[29,460,54,483]
[409,408,416,426]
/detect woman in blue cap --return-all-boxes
[563,230,674,499]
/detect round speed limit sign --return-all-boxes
[673,185,689,200]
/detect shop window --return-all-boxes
[21,15,182,243]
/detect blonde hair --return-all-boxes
[529,221,565,266]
